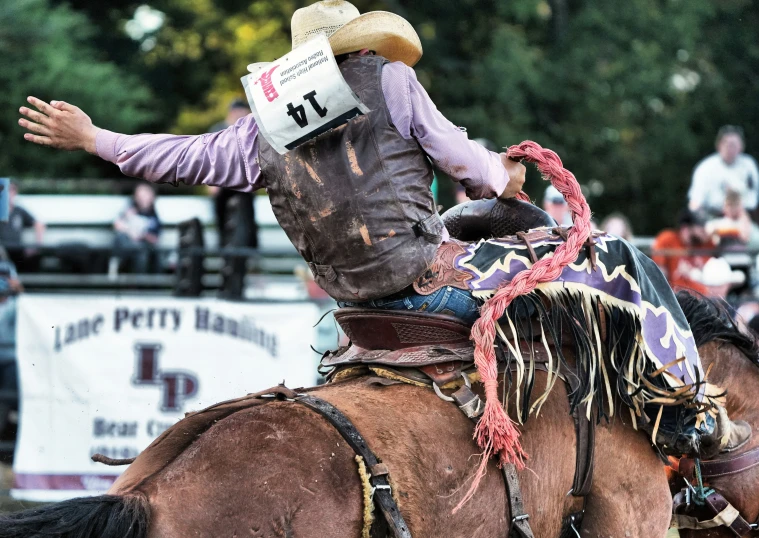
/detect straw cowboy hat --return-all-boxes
[290,0,423,67]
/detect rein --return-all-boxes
[673,447,759,536]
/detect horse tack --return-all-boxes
[328,308,600,537]
[442,375,534,538]
[679,447,759,481]
[294,395,412,538]
[322,342,475,369]
[673,449,759,536]
[325,312,597,501]
[238,386,412,538]
[412,240,473,296]
[672,489,756,536]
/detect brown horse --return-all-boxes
[669,292,759,538]
[0,347,677,537]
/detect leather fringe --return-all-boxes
[495,287,700,429]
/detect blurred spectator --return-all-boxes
[208,99,259,249]
[543,185,573,226]
[0,182,46,272]
[209,98,251,133]
[600,212,634,241]
[0,252,20,440]
[651,209,712,294]
[688,125,759,218]
[695,257,745,299]
[454,185,469,204]
[112,184,162,274]
[208,99,259,298]
[0,178,8,222]
[0,254,23,297]
[704,189,752,250]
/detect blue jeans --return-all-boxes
[338,286,481,325]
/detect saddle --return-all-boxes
[321,198,595,537]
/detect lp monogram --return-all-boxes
[132,343,199,412]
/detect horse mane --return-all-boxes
[675,291,759,366]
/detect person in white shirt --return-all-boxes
[688,125,759,216]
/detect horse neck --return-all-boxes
[701,341,759,426]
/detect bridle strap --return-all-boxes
[680,446,759,480]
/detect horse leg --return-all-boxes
[581,414,671,538]
[142,401,365,538]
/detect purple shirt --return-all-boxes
[95,62,510,199]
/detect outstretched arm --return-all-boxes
[18,97,261,192]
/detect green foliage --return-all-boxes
[0,0,154,178]
[8,0,759,232]
[397,0,759,232]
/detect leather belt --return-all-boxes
[379,285,417,302]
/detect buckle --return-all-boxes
[432,372,470,402]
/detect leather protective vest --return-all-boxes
[258,55,443,302]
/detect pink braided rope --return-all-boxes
[454,141,592,510]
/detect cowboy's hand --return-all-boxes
[19,97,98,154]
[498,153,526,199]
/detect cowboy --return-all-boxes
[17,0,524,325]
[16,0,748,462]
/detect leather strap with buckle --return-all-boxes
[295,394,412,538]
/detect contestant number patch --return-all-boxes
[242,35,369,154]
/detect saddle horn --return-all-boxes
[441,197,558,242]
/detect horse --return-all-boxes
[0,318,679,537]
[668,292,759,538]
[0,190,695,537]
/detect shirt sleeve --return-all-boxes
[95,115,262,192]
[688,157,713,210]
[381,62,510,200]
[746,156,759,209]
[18,207,36,227]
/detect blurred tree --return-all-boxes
[391,0,758,232]
[0,0,154,177]
[51,0,295,134]
[12,0,759,232]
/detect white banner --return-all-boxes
[242,34,368,154]
[12,295,320,501]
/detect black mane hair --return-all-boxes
[675,290,759,367]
